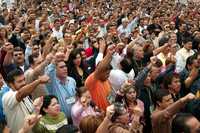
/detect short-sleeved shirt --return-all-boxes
[2,90,34,133]
[85,73,111,111]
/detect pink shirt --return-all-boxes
[71,101,96,127]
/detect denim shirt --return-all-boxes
[0,83,10,122]
[45,64,76,119]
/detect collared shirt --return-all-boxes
[175,47,194,73]
[45,64,76,118]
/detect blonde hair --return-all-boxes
[121,82,136,94]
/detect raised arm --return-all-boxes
[16,75,49,102]
[31,53,53,77]
[184,67,199,89]
[152,93,195,124]
[153,43,170,56]
[3,42,14,66]
[42,36,55,58]
[95,44,115,79]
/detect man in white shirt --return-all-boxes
[2,69,49,133]
[117,17,139,37]
[175,37,195,73]
[52,19,64,40]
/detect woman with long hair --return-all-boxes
[67,48,89,87]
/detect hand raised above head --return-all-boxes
[4,42,14,54]
[38,75,50,84]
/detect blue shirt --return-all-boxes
[45,64,76,118]
[0,84,10,122]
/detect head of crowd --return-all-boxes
[1,0,200,133]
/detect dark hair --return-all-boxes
[28,55,35,66]
[67,48,83,68]
[182,36,193,44]
[6,68,24,83]
[159,36,169,47]
[153,89,170,107]
[171,113,193,133]
[76,86,88,98]
[14,46,24,53]
[163,73,180,90]
[40,95,58,115]
[154,58,163,68]
[54,19,60,24]
[20,28,30,34]
[186,54,197,68]
[120,58,133,73]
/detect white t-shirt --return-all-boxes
[52,26,64,40]
[2,90,34,133]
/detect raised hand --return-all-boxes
[33,96,44,114]
[38,75,50,84]
[19,114,42,133]
[106,105,115,120]
[4,42,14,54]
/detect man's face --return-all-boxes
[170,22,175,30]
[14,26,21,34]
[21,30,31,41]
[150,66,161,81]
[69,24,75,32]
[13,74,26,90]
[56,62,68,79]
[13,51,25,65]
[186,117,200,133]
[184,42,193,51]
[54,21,61,29]
[159,94,174,109]
[98,69,111,81]
[192,59,199,68]
[32,45,40,57]
[122,21,128,27]
[169,33,177,44]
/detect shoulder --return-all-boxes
[2,90,16,101]
[137,99,144,105]
[85,73,95,82]
[2,90,18,108]
[85,73,97,87]
[67,76,76,84]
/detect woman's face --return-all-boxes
[0,29,6,38]
[73,54,82,66]
[45,98,61,116]
[80,90,92,106]
[126,89,137,101]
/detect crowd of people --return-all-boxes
[0,0,200,133]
